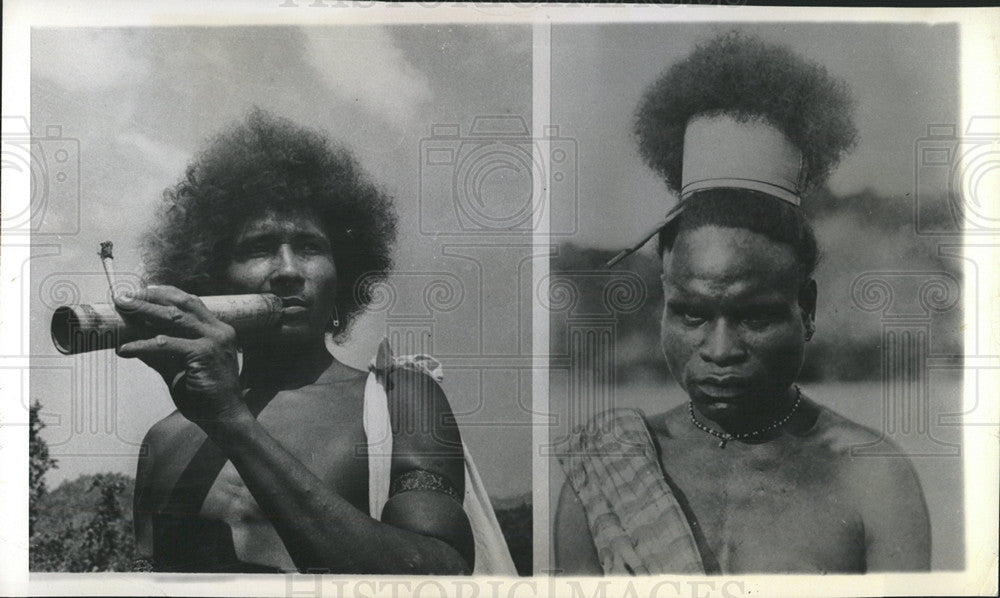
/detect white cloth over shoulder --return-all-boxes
[363,340,518,575]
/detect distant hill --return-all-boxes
[34,473,135,529]
[551,188,962,382]
[30,473,135,572]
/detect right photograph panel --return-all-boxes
[546,22,964,575]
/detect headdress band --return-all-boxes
[607,114,804,268]
[681,114,804,205]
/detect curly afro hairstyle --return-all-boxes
[634,30,858,196]
[142,109,397,341]
[637,31,858,283]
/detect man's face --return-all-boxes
[225,209,338,344]
[660,225,814,421]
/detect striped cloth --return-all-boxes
[558,409,705,575]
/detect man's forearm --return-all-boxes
[205,411,471,574]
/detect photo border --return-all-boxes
[2,2,997,597]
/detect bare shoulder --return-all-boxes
[262,363,367,426]
[645,404,694,440]
[135,410,202,506]
[309,362,368,402]
[807,402,930,570]
[809,406,918,473]
[384,366,464,484]
[808,405,885,451]
[385,367,461,445]
[807,404,925,500]
[142,410,196,456]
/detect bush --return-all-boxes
[29,472,136,572]
[29,401,57,537]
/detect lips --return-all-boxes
[280,296,308,308]
[693,375,751,399]
[279,296,309,318]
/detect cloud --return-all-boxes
[300,27,432,127]
[32,29,147,92]
[116,130,189,176]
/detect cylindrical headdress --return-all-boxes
[607,31,857,267]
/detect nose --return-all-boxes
[269,244,305,289]
[698,319,746,366]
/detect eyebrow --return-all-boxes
[234,230,331,245]
[665,295,788,312]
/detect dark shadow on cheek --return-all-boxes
[768,339,807,385]
[660,332,692,387]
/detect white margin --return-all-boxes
[1,3,997,597]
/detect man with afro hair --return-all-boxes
[555,32,930,574]
[119,110,500,574]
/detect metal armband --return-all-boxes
[389,469,463,504]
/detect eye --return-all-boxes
[668,303,707,327]
[739,309,783,331]
[679,311,707,327]
[742,317,771,331]
[300,240,328,254]
[240,242,271,258]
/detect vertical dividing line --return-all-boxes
[531,19,552,578]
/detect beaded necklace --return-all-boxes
[687,385,802,449]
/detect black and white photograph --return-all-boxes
[545,17,992,581]
[17,20,532,581]
[1,3,998,597]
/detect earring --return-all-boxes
[330,305,340,330]
[804,321,815,341]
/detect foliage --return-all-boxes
[29,403,527,574]
[29,401,58,537]
[30,399,524,574]
[31,469,529,576]
[30,470,136,572]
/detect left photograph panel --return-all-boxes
[27,25,532,576]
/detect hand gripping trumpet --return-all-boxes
[51,294,285,355]
[50,241,284,355]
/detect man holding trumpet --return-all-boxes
[109,110,493,574]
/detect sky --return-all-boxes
[550,22,959,249]
[29,24,535,497]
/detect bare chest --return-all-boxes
[658,441,865,573]
[199,414,370,519]
[147,389,370,567]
